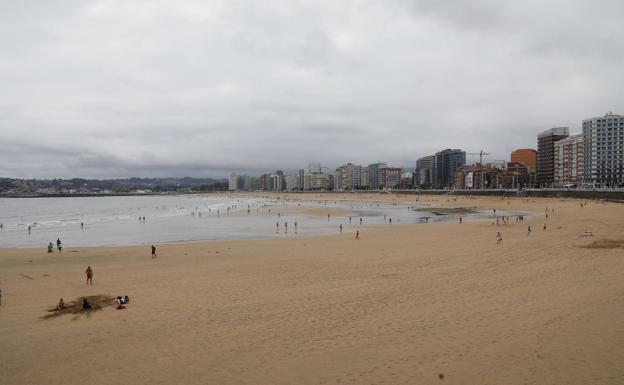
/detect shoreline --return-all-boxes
[0,195,532,249]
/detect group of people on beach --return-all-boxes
[275,221,298,234]
[47,238,62,253]
[53,265,132,312]
[493,203,570,243]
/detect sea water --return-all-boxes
[0,195,508,248]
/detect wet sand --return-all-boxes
[1,194,623,385]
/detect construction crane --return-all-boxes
[467,150,491,165]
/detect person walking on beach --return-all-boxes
[285,221,288,233]
[459,217,462,224]
[47,242,54,253]
[151,245,157,259]
[28,225,31,234]
[339,224,343,233]
[85,266,93,285]
[56,238,62,252]
[294,221,298,234]
[543,223,547,231]
[327,213,330,221]
[496,232,502,244]
[527,225,532,236]
[359,217,362,225]
[81,222,84,230]
[356,230,359,240]
[389,218,392,225]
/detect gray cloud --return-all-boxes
[0,0,623,178]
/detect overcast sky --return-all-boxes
[1,0,623,178]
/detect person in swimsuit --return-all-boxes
[85,266,93,285]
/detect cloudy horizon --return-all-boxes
[1,0,623,179]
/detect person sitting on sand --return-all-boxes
[81,297,91,309]
[116,295,130,305]
[56,298,65,310]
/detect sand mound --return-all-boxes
[414,207,478,215]
[580,239,624,249]
[41,295,116,320]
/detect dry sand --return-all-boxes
[1,194,624,385]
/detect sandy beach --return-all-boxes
[1,194,623,385]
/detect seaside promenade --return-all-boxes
[1,194,623,385]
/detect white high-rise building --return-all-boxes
[583,112,624,187]
[303,163,330,190]
[284,174,300,191]
[228,173,238,191]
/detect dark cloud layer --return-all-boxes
[1,0,623,178]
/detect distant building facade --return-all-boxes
[360,167,369,189]
[379,167,402,189]
[537,127,569,187]
[510,148,537,187]
[335,163,363,190]
[228,173,259,191]
[511,149,537,167]
[432,149,466,189]
[367,163,387,190]
[414,155,433,187]
[228,173,238,191]
[454,164,512,189]
[284,174,301,190]
[582,112,624,187]
[269,170,285,191]
[259,174,270,191]
[506,162,531,189]
[303,163,331,190]
[554,134,584,187]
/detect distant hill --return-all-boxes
[0,177,228,195]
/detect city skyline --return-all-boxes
[1,1,623,179]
